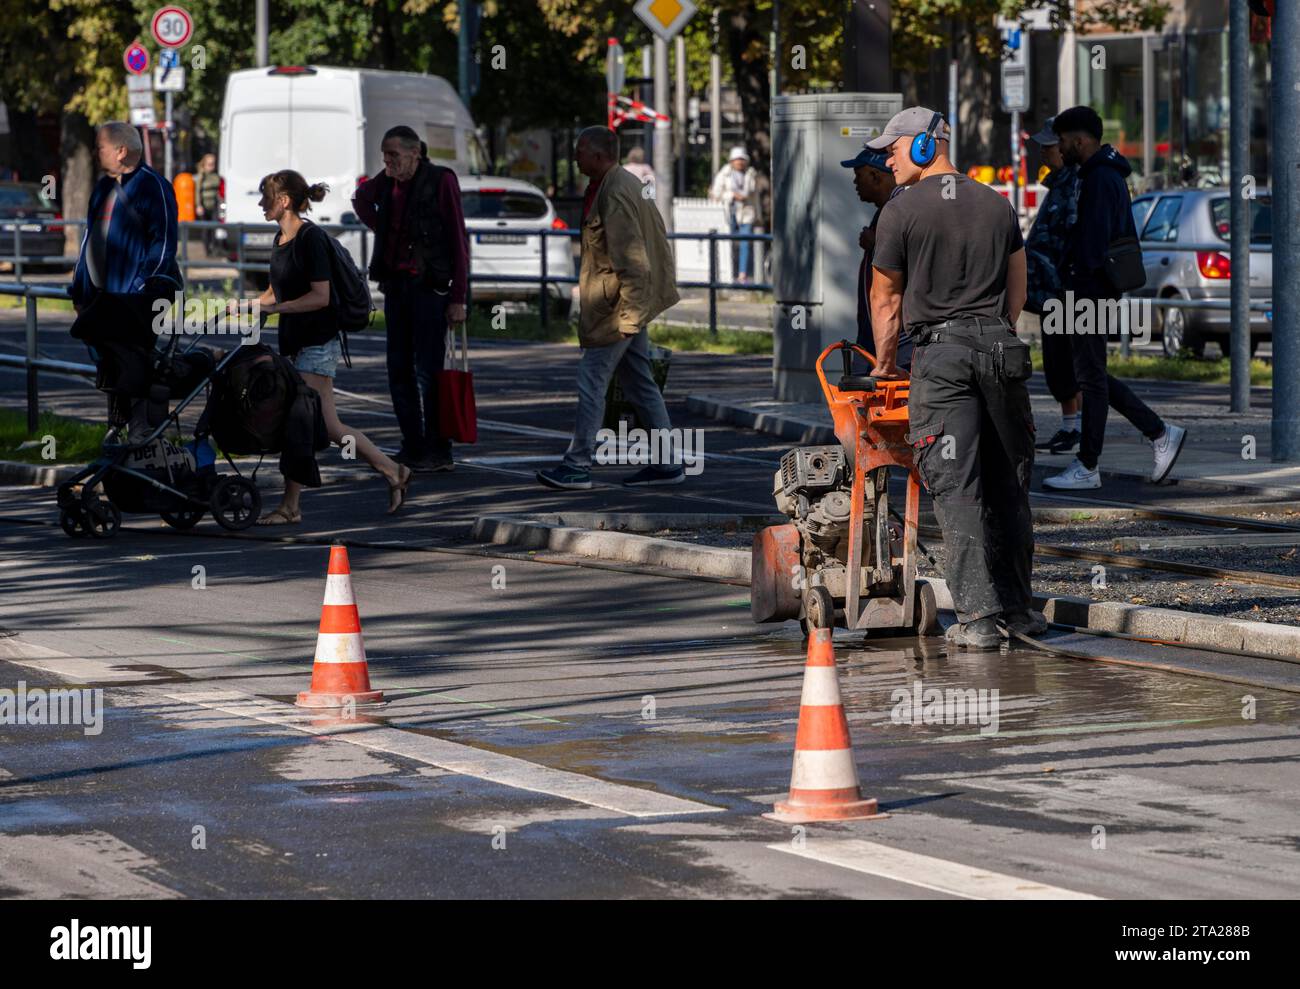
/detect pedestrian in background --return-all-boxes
[1043,106,1187,491]
[536,125,682,491]
[195,153,222,255]
[868,107,1040,649]
[251,170,410,524]
[352,124,469,473]
[709,146,758,283]
[69,120,182,439]
[622,146,655,188]
[1023,117,1083,456]
[839,142,908,372]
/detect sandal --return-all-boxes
[257,506,302,526]
[386,465,412,515]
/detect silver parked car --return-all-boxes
[1129,187,1272,358]
[459,175,575,317]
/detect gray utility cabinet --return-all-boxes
[772,92,903,402]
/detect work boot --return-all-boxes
[943,617,1001,650]
[1043,458,1101,490]
[1000,609,1048,638]
[1150,423,1187,483]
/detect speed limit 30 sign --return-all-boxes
[151,5,193,49]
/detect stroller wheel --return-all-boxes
[210,476,262,531]
[161,506,206,531]
[83,499,121,539]
[60,508,88,539]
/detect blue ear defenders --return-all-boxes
[910,112,944,167]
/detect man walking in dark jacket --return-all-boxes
[1024,117,1082,455]
[71,121,182,339]
[353,125,469,473]
[1043,106,1186,490]
[70,120,182,439]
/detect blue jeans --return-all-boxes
[563,325,672,471]
[384,279,450,459]
[736,222,754,279]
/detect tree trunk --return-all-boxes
[60,110,94,257]
[726,3,771,177]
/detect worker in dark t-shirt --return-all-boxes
[868,106,1042,651]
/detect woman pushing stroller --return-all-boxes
[246,169,411,523]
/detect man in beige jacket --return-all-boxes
[537,126,684,490]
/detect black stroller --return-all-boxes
[57,329,264,538]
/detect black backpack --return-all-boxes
[297,222,375,332]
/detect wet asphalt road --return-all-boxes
[2,316,1300,898]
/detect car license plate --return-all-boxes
[242,231,275,247]
[477,233,526,245]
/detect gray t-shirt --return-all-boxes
[871,173,1024,334]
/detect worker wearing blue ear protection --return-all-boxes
[866,105,1041,651]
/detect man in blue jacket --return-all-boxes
[70,121,182,349]
[1043,106,1186,490]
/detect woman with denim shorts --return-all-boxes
[248,169,411,523]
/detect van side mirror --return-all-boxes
[341,211,358,226]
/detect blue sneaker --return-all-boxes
[622,465,686,487]
[536,465,592,490]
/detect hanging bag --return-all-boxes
[437,321,478,443]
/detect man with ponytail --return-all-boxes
[353,124,469,473]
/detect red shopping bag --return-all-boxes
[437,323,477,443]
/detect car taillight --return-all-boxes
[478,187,506,194]
[269,65,316,75]
[356,175,368,188]
[218,178,225,200]
[48,212,63,234]
[1197,251,1231,279]
[550,216,567,230]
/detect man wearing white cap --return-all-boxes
[709,146,758,282]
[867,106,1042,650]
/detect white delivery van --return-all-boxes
[216,65,487,282]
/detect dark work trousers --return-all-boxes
[908,325,1035,624]
[384,277,451,460]
[1070,331,1163,470]
[1040,320,1079,404]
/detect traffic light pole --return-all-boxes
[1272,3,1299,460]
[1230,0,1251,413]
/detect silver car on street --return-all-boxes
[1129,187,1273,358]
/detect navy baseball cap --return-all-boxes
[841,144,892,172]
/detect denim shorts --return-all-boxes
[292,337,342,379]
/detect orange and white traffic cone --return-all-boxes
[765,627,887,823]
[295,545,384,709]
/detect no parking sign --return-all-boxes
[123,40,150,76]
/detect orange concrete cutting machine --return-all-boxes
[751,340,941,636]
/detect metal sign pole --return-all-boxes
[164,91,174,180]
[1230,0,1251,413]
[1272,2,1299,460]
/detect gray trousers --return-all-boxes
[563,325,672,471]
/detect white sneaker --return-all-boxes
[1043,459,1101,490]
[1151,423,1187,483]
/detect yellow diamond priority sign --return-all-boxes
[634,0,697,42]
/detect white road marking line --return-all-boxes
[163,686,724,819]
[768,839,1101,900]
[5,639,723,817]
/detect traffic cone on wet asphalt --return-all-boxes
[295,545,384,709]
[765,627,887,824]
